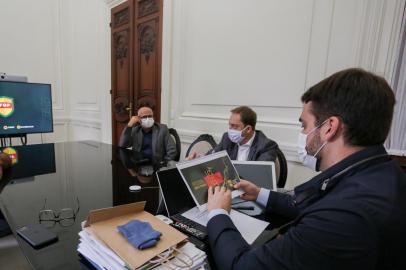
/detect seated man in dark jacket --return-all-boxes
[118,106,176,162]
[190,106,279,161]
[206,68,406,270]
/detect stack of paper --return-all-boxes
[78,222,207,270]
[77,202,207,270]
[78,226,125,270]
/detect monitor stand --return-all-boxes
[0,134,27,147]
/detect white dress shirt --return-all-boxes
[237,132,256,161]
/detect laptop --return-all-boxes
[157,167,271,245]
[232,161,277,191]
[156,167,207,240]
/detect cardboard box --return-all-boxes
[85,201,187,270]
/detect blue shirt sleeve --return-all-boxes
[256,188,270,207]
[207,208,229,221]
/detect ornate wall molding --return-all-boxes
[354,0,405,82]
[70,118,102,130]
[179,111,300,127]
[52,0,65,111]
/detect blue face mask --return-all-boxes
[228,127,247,144]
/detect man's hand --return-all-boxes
[207,186,231,212]
[127,116,141,127]
[185,152,201,161]
[234,179,260,201]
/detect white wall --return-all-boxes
[0,0,112,144]
[161,0,405,188]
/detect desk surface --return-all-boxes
[0,141,168,269]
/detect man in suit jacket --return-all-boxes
[206,68,406,269]
[199,106,279,161]
[118,106,176,162]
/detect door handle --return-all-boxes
[125,102,132,119]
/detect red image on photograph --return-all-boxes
[203,170,224,187]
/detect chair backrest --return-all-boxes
[168,128,181,161]
[185,134,217,158]
[275,148,288,188]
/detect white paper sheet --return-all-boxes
[182,206,269,244]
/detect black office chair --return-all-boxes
[185,134,217,158]
[275,148,288,188]
[168,128,181,161]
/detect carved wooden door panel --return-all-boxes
[111,0,163,145]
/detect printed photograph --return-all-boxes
[176,151,241,207]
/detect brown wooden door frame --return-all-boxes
[110,0,163,145]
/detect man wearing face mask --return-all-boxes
[205,68,406,270]
[194,106,279,161]
[118,106,176,162]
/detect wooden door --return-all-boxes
[111,0,163,145]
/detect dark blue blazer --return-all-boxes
[212,130,279,161]
[207,145,406,270]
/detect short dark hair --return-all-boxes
[231,106,257,129]
[301,68,395,146]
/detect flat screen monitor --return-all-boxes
[232,161,277,191]
[0,143,56,180]
[0,81,53,136]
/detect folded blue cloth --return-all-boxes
[117,220,161,250]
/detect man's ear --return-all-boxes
[322,116,341,141]
[244,125,253,134]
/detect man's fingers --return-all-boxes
[214,185,220,193]
[225,189,231,196]
[208,186,213,197]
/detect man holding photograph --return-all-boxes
[206,68,406,269]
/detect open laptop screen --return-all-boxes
[156,167,196,217]
[232,161,277,191]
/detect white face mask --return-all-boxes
[227,127,247,144]
[141,117,154,128]
[139,165,154,176]
[297,121,328,171]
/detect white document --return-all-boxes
[181,206,269,244]
[78,229,125,270]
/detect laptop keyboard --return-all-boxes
[170,213,207,240]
